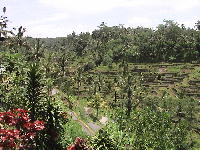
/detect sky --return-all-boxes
[1,0,199,38]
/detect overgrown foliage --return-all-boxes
[1,6,200,150]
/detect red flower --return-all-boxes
[67,137,89,150]
[0,112,16,125]
[23,122,34,130]
[0,109,45,148]
[33,120,45,131]
[13,109,29,113]
[23,120,45,131]
[20,132,36,140]
[13,109,30,124]
[67,145,75,150]
[75,137,83,144]
[9,129,20,138]
[0,129,20,147]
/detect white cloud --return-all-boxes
[25,13,69,26]
[71,24,97,33]
[39,0,126,14]
[127,17,155,28]
[170,0,200,11]
[20,13,70,37]
[21,0,200,37]
[25,24,67,37]
[25,23,96,38]
[39,0,200,14]
[177,16,199,28]
[133,0,200,11]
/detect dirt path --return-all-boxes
[68,111,98,136]
[51,88,102,136]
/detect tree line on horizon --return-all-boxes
[26,20,200,65]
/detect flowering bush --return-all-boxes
[0,108,45,149]
[67,137,89,150]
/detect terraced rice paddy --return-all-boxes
[69,63,200,100]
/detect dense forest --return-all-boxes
[38,20,200,63]
[0,7,200,150]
